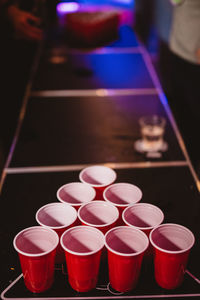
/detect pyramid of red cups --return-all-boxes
[13,165,195,294]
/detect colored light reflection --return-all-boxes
[56,2,80,14]
[89,53,148,88]
[113,0,133,4]
[77,0,134,8]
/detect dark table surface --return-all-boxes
[0,20,199,300]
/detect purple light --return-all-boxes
[114,0,133,3]
[56,2,80,14]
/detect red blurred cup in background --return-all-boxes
[79,165,117,200]
[103,183,142,224]
[78,200,119,234]
[13,226,59,293]
[61,226,105,292]
[149,223,195,289]
[35,202,77,264]
[105,226,149,292]
[56,182,96,210]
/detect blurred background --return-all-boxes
[0,0,199,178]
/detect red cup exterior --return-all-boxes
[122,225,153,259]
[56,182,96,210]
[153,248,190,289]
[18,249,56,293]
[77,201,119,236]
[94,186,108,200]
[115,206,126,225]
[143,229,156,259]
[79,165,117,200]
[36,203,78,264]
[64,250,102,292]
[14,226,59,293]
[80,219,118,235]
[61,226,105,292]
[105,226,149,292]
[54,222,77,264]
[108,250,144,292]
[150,224,195,290]
[103,183,143,226]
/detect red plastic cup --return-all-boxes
[13,226,59,293]
[78,200,119,234]
[79,165,117,200]
[103,183,142,224]
[122,203,164,258]
[149,223,195,289]
[60,226,105,292]
[105,226,149,292]
[56,182,96,210]
[122,203,164,237]
[35,202,77,264]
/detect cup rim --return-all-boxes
[77,200,119,228]
[79,165,117,188]
[104,226,149,257]
[60,225,105,256]
[149,223,195,254]
[56,182,96,206]
[13,226,59,257]
[35,202,77,230]
[122,203,164,230]
[103,182,142,207]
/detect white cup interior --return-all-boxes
[79,165,116,187]
[78,201,119,227]
[36,202,77,229]
[61,226,104,255]
[150,223,195,253]
[122,203,164,229]
[103,183,142,207]
[105,226,149,256]
[57,182,96,206]
[13,226,59,257]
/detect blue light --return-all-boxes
[87,53,148,89]
[76,0,134,8]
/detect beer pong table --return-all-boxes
[0,25,200,299]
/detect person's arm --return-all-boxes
[0,0,43,41]
[7,4,43,41]
[0,0,18,16]
[0,0,17,36]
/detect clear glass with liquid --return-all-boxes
[139,115,166,151]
